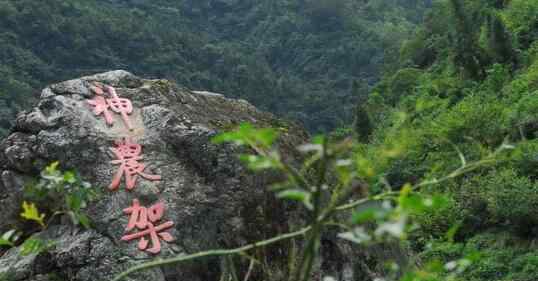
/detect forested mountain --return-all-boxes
[0,0,430,134]
[358,0,538,280]
[2,0,538,280]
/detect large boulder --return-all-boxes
[0,71,407,281]
[0,70,311,281]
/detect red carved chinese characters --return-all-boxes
[109,138,161,191]
[87,82,173,255]
[106,86,134,130]
[87,86,114,125]
[121,199,175,254]
[87,84,134,130]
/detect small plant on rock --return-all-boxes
[24,161,98,229]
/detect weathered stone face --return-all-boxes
[0,70,310,281]
[0,70,404,281]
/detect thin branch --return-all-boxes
[335,197,372,212]
[295,137,329,281]
[112,138,512,281]
[335,153,503,212]
[448,141,467,168]
[242,258,256,281]
[251,143,312,191]
[225,256,240,281]
[111,226,311,281]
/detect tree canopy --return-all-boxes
[0,0,430,135]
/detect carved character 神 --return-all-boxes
[87,84,134,130]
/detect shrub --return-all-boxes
[418,240,464,262]
[482,170,538,228]
[501,0,538,48]
[24,162,98,228]
[427,93,507,147]
[508,140,538,179]
[413,195,466,242]
[399,30,437,68]
[457,169,538,231]
[508,253,538,281]
[460,232,538,281]
[385,68,422,105]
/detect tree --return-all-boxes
[449,0,489,80]
[486,13,516,66]
[353,104,373,142]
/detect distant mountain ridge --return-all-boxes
[0,0,429,134]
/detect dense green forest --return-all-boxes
[0,0,429,134]
[357,0,538,280]
[1,0,538,280]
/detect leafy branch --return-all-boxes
[336,141,513,212]
[111,226,312,281]
[111,123,512,281]
[24,161,98,228]
[0,162,98,261]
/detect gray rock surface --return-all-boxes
[0,70,312,281]
[0,71,406,281]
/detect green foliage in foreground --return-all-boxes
[0,162,97,270]
[110,122,511,281]
[354,0,538,280]
[25,161,98,228]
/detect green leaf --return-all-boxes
[351,208,379,224]
[67,211,76,226]
[0,239,12,247]
[254,128,278,148]
[1,230,16,242]
[239,154,280,170]
[400,194,427,213]
[20,238,54,256]
[0,230,15,247]
[338,227,372,244]
[212,131,246,146]
[63,171,77,184]
[398,184,437,214]
[66,193,83,212]
[45,161,59,175]
[277,189,313,210]
[212,123,278,149]
[398,183,413,205]
[212,123,254,145]
[77,213,91,229]
[20,201,46,228]
[312,135,326,145]
[277,189,309,201]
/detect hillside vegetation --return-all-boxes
[357,0,538,280]
[2,0,538,280]
[0,0,429,134]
